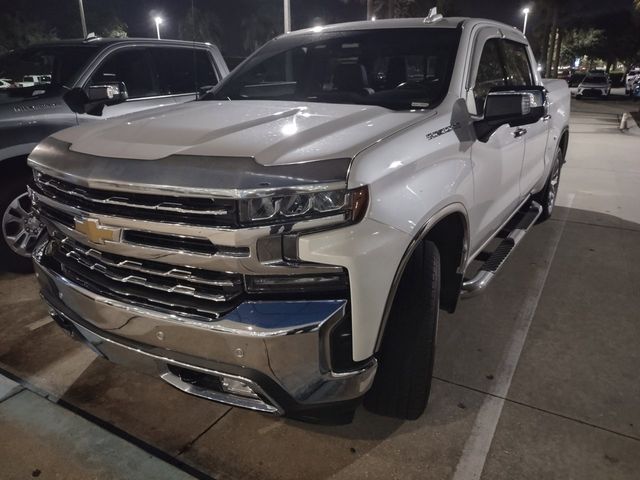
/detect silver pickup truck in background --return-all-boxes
[0,38,228,272]
[29,15,570,423]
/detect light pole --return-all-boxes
[78,0,87,38]
[522,7,530,36]
[283,0,291,33]
[154,16,163,40]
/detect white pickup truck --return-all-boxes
[29,15,570,423]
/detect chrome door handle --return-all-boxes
[512,128,527,138]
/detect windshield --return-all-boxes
[207,28,461,110]
[583,76,607,84]
[0,45,99,89]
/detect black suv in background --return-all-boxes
[0,37,228,271]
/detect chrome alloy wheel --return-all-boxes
[2,192,43,257]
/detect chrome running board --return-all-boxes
[462,201,543,297]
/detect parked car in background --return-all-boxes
[626,68,640,95]
[13,74,52,88]
[567,72,585,87]
[576,72,611,98]
[0,78,12,89]
[0,37,229,272]
[632,77,640,101]
[29,16,570,422]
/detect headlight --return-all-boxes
[247,197,279,221]
[240,186,368,225]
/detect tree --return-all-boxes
[99,18,128,38]
[0,14,57,52]
[560,29,604,65]
[368,0,459,19]
[178,7,223,47]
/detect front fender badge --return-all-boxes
[426,122,461,140]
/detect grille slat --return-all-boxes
[47,235,244,319]
[33,191,250,259]
[35,172,239,227]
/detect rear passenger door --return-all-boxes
[501,40,548,197]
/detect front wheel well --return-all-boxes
[559,130,569,159]
[423,213,467,313]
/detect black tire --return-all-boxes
[364,241,440,420]
[534,147,563,222]
[0,172,39,273]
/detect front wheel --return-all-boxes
[1,173,42,273]
[534,147,563,222]
[364,241,440,420]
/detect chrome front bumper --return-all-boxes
[33,243,376,419]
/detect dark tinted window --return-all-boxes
[474,39,505,112]
[502,41,533,86]
[208,29,461,110]
[90,49,157,98]
[149,48,218,95]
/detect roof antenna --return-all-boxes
[423,7,443,23]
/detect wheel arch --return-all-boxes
[558,127,569,161]
[374,204,469,352]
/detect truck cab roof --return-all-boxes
[24,37,219,51]
[288,17,523,36]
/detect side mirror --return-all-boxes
[474,86,546,142]
[87,82,128,105]
[63,82,128,115]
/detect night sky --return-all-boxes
[2,0,637,57]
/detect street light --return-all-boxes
[154,16,163,40]
[522,7,530,36]
[283,0,291,33]
[78,0,88,38]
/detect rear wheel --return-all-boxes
[364,241,440,420]
[0,172,42,273]
[534,147,563,222]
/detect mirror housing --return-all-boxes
[474,86,547,142]
[63,82,128,115]
[87,82,128,104]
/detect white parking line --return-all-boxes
[27,316,54,331]
[452,194,575,480]
[0,373,23,401]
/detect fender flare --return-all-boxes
[373,202,470,352]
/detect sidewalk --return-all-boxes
[0,374,196,480]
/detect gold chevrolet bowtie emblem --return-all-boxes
[74,218,120,244]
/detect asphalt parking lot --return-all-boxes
[1,91,639,480]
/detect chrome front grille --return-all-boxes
[45,234,244,320]
[33,193,250,258]
[34,172,239,227]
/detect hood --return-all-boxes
[53,100,430,165]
